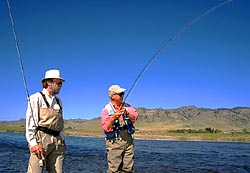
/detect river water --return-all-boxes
[0,132,249,173]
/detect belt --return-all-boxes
[37,126,60,137]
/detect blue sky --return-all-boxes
[0,0,249,121]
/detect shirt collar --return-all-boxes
[42,88,55,99]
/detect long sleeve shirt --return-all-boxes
[101,102,138,132]
[25,88,64,147]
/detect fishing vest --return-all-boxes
[38,92,64,132]
[104,103,135,138]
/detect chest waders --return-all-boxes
[35,92,63,168]
[37,92,63,133]
[104,103,135,139]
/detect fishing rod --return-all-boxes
[6,0,34,122]
[123,0,232,103]
[6,0,45,167]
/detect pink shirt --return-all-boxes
[101,102,138,132]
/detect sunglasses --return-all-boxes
[117,92,124,97]
[53,80,63,85]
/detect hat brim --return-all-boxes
[112,88,126,93]
[41,77,65,83]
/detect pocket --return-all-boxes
[125,118,135,134]
[40,132,53,150]
[105,131,116,138]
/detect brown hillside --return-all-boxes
[1,106,250,140]
[135,106,250,131]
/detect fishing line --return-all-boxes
[6,0,37,126]
[123,0,232,102]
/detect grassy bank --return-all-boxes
[1,123,249,142]
[135,131,250,142]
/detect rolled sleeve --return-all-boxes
[127,106,138,123]
[25,94,39,147]
[101,108,113,132]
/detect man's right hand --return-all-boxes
[31,144,44,155]
[112,112,122,120]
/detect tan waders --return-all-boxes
[27,94,65,173]
[106,130,134,173]
[27,131,65,173]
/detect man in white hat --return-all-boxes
[101,84,138,173]
[26,69,66,173]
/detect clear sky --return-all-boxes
[0,0,249,121]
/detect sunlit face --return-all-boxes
[48,79,64,95]
[111,92,124,104]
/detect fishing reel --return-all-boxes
[37,153,45,167]
[39,159,44,167]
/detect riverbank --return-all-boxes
[63,130,250,142]
[1,121,250,142]
[1,129,250,142]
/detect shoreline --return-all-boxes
[65,133,250,143]
[1,131,250,143]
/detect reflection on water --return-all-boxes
[0,132,249,173]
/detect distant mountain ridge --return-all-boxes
[1,106,250,132]
[135,106,250,131]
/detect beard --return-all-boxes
[50,85,61,95]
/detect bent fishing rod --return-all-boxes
[6,0,36,125]
[123,0,232,104]
[6,0,45,167]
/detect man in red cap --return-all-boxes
[101,84,138,173]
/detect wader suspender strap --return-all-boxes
[40,92,50,108]
[39,92,62,110]
[55,97,62,110]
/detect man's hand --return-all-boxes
[120,107,129,115]
[112,112,122,120]
[31,144,44,155]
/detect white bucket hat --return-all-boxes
[41,69,65,82]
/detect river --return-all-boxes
[0,132,249,173]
